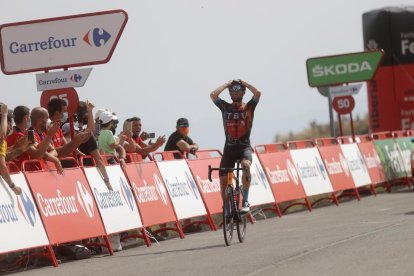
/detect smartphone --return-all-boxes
[123,121,132,132]
[27,129,35,143]
[148,132,155,139]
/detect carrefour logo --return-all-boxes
[83,28,111,47]
[119,177,135,211]
[286,159,299,186]
[315,157,327,180]
[70,74,82,82]
[154,174,168,205]
[185,171,199,199]
[76,181,94,218]
[253,163,268,190]
[17,191,36,227]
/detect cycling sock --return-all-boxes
[242,188,249,204]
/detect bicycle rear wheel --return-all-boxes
[223,186,234,246]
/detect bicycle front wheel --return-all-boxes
[236,212,247,243]
[223,186,234,246]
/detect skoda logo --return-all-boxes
[76,181,94,219]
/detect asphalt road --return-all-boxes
[9,188,414,276]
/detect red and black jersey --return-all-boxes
[214,97,259,147]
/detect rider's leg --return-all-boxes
[241,159,251,206]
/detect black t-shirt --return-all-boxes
[164,131,194,158]
[214,97,259,147]
[78,135,98,155]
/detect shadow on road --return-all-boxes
[116,244,224,258]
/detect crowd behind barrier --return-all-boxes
[1,131,414,269]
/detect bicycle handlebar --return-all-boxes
[208,165,245,182]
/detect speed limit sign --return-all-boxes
[332,96,355,114]
[40,88,79,116]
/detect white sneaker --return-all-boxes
[241,202,250,213]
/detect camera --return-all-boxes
[148,132,155,139]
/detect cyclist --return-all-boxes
[210,79,261,213]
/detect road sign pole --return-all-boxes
[338,113,343,137]
[350,113,355,142]
[328,95,336,137]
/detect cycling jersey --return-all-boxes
[214,97,259,147]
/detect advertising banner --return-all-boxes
[289,148,334,196]
[123,161,178,227]
[394,137,414,177]
[373,139,406,181]
[156,160,207,220]
[357,139,387,184]
[340,143,372,188]
[83,166,143,234]
[24,167,106,244]
[256,148,307,203]
[0,173,49,253]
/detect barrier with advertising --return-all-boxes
[0,172,49,254]
[186,154,222,215]
[156,159,207,220]
[357,137,387,185]
[289,147,334,196]
[82,165,143,234]
[24,165,106,244]
[256,144,310,213]
[316,139,357,191]
[123,161,179,228]
[244,154,275,207]
[373,139,406,181]
[394,137,414,177]
[340,143,372,188]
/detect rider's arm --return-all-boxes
[210,80,232,102]
[241,80,261,101]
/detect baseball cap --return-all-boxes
[95,108,107,121]
[62,122,80,135]
[99,111,116,124]
[176,118,189,128]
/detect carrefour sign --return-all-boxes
[0,10,128,75]
[306,50,383,87]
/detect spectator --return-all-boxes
[164,118,199,158]
[0,103,21,195]
[123,117,166,158]
[97,111,128,169]
[76,101,112,191]
[46,98,90,158]
[29,107,63,174]
[7,106,61,173]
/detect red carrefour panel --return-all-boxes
[256,145,307,203]
[316,139,357,192]
[24,167,106,244]
[124,161,178,227]
[187,156,222,215]
[357,136,387,185]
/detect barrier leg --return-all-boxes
[332,193,339,206]
[206,214,217,231]
[176,221,185,239]
[46,245,58,267]
[142,228,151,247]
[103,235,114,256]
[305,198,312,212]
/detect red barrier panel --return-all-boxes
[186,150,222,217]
[356,135,387,194]
[255,144,311,214]
[124,154,184,238]
[315,138,360,201]
[23,159,110,251]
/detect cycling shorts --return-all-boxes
[219,145,253,176]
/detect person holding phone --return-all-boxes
[122,117,166,158]
[7,106,62,173]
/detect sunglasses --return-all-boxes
[230,84,244,92]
